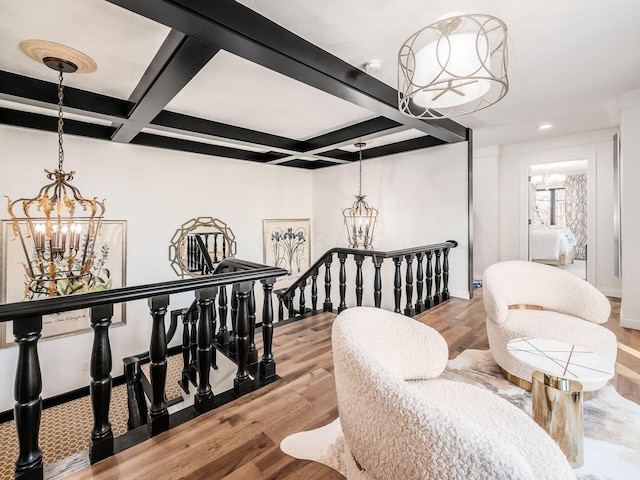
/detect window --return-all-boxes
[533,188,565,226]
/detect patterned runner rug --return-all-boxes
[281,349,640,479]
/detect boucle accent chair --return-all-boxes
[332,307,575,480]
[483,260,616,392]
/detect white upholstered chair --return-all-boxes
[332,307,575,480]
[483,260,616,392]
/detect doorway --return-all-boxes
[526,159,593,283]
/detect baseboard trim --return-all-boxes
[599,287,622,298]
[621,315,640,331]
[450,289,471,300]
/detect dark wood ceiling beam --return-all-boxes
[0,70,131,120]
[321,136,448,161]
[130,132,288,163]
[0,108,116,141]
[298,117,402,152]
[152,110,301,152]
[107,0,468,144]
[111,31,220,143]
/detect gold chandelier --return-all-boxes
[6,40,104,298]
[398,13,508,119]
[342,142,378,250]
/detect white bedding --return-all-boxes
[530,226,577,261]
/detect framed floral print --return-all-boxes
[262,219,310,290]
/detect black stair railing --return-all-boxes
[0,258,286,480]
[276,241,458,320]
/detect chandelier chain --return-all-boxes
[57,70,65,172]
[358,144,363,197]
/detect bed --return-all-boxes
[530,226,577,268]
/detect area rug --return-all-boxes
[281,349,640,479]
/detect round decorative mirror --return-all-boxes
[168,217,237,277]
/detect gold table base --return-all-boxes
[531,370,584,468]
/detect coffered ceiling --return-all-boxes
[1,1,639,169]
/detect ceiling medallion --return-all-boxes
[398,13,508,119]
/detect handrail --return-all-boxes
[0,258,287,321]
[277,240,458,298]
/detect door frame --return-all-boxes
[519,151,597,285]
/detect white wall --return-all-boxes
[312,141,470,308]
[0,124,313,411]
[472,145,500,279]
[493,128,621,297]
[620,89,640,329]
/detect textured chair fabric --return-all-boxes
[332,307,575,480]
[483,260,616,391]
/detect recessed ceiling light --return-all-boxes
[537,123,553,130]
[363,60,381,74]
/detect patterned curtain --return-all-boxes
[565,174,587,259]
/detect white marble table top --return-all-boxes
[507,337,613,384]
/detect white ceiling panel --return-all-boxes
[166,50,377,141]
[0,0,170,100]
[141,127,270,153]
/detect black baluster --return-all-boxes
[443,247,451,300]
[148,295,169,436]
[261,279,277,379]
[13,315,43,479]
[216,285,230,345]
[415,253,424,313]
[213,233,219,263]
[278,295,285,322]
[434,250,442,305]
[248,284,258,365]
[355,254,364,306]
[89,304,114,463]
[323,255,333,312]
[404,254,415,317]
[299,285,306,317]
[287,295,295,319]
[338,252,348,312]
[179,308,190,393]
[222,235,227,260]
[187,236,192,271]
[311,268,318,312]
[425,251,433,310]
[393,257,402,313]
[234,282,253,395]
[373,256,383,308]
[188,307,198,385]
[195,287,216,413]
[229,287,238,355]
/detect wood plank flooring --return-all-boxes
[66,289,639,480]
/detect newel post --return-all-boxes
[13,315,43,480]
[89,304,114,463]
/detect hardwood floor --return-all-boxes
[66,289,639,480]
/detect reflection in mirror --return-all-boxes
[168,217,237,277]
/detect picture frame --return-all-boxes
[262,219,310,290]
[0,220,127,348]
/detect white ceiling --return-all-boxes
[1,0,639,155]
[237,0,640,147]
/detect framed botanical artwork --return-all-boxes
[263,219,310,290]
[0,220,127,348]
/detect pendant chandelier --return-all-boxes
[6,40,104,298]
[398,13,508,119]
[342,142,378,250]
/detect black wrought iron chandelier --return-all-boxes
[6,40,104,298]
[342,142,378,250]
